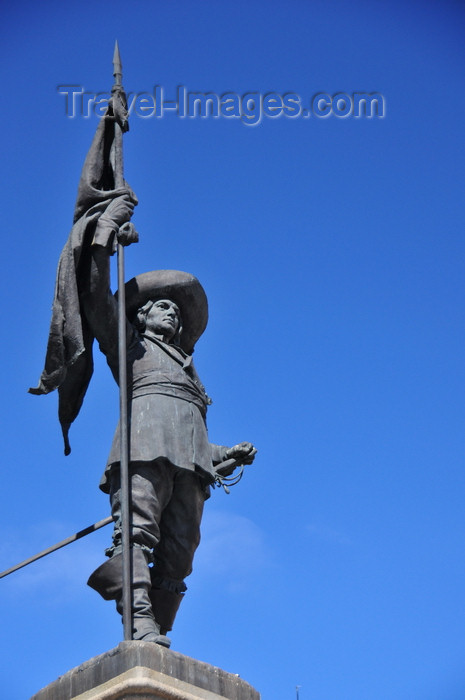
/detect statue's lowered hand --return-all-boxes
[224,442,257,466]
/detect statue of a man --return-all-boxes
[29,87,255,647]
[79,194,256,646]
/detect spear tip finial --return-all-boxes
[113,40,122,83]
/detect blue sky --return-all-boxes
[1,1,465,698]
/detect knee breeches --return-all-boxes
[108,460,206,588]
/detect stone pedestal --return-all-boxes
[31,641,260,700]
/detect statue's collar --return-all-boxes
[142,333,191,368]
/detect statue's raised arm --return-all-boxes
[80,195,138,364]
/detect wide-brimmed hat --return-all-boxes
[120,270,208,353]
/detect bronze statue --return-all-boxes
[30,56,256,648]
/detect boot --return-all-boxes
[88,549,171,647]
[149,587,185,635]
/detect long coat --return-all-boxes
[98,328,226,492]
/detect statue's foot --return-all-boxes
[139,631,171,648]
[154,634,171,648]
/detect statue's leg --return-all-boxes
[88,461,174,645]
[106,461,173,555]
[150,469,206,634]
[88,548,169,644]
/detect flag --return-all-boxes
[29,91,133,455]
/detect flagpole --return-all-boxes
[112,40,132,642]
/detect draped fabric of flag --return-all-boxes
[29,94,132,455]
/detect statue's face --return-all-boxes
[145,299,180,341]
